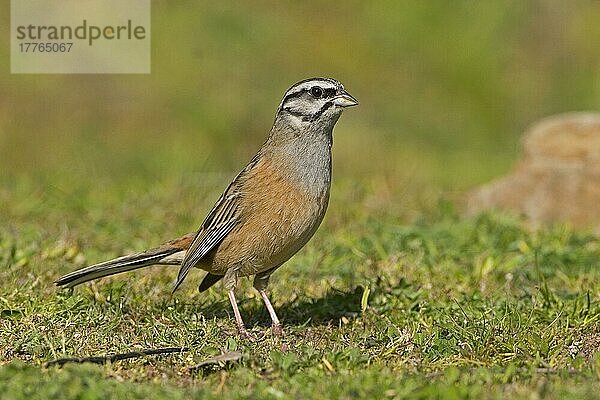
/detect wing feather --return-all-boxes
[173,153,262,292]
[172,194,241,292]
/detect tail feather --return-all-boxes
[56,233,196,288]
[198,273,223,293]
[55,248,182,288]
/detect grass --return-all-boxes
[1,174,599,399]
[2,1,600,398]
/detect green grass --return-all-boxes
[2,1,600,398]
[1,175,599,399]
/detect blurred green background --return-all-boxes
[1,1,600,216]
[2,4,600,396]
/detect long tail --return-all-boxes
[55,233,194,288]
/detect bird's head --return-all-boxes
[275,77,358,131]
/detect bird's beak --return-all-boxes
[332,90,359,108]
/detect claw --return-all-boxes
[272,323,284,337]
[237,327,257,341]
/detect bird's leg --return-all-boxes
[253,269,284,336]
[224,269,255,339]
[258,289,283,336]
[227,289,253,339]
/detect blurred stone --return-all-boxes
[467,112,600,231]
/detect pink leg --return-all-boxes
[259,289,283,336]
[227,290,253,339]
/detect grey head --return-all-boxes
[263,78,357,195]
[273,77,358,134]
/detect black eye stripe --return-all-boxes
[324,88,336,98]
[282,88,307,104]
[282,86,337,106]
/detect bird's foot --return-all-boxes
[271,323,285,337]
[237,326,257,341]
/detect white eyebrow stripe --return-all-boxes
[287,78,339,93]
[292,82,337,93]
[277,77,342,110]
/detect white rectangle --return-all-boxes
[11,0,151,74]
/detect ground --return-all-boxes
[0,173,598,399]
[1,2,600,398]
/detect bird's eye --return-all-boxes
[310,86,323,98]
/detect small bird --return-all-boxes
[55,78,358,338]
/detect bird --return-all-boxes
[55,77,358,338]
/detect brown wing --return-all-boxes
[172,154,261,292]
